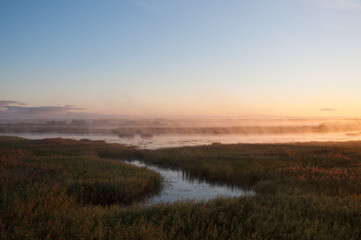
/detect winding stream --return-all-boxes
[125,160,255,205]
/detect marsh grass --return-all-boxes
[0,136,163,239]
[1,137,361,239]
[129,143,361,194]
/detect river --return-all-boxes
[124,160,254,205]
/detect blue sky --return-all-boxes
[1,0,361,117]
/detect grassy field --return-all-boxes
[1,137,361,239]
[133,142,361,195]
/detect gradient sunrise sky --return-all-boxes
[1,0,361,118]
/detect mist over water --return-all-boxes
[2,118,361,149]
[1,132,359,149]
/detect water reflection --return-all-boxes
[125,160,254,205]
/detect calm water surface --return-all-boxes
[125,160,254,205]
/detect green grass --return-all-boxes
[0,137,161,206]
[129,142,361,194]
[1,137,361,239]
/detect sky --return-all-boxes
[0,0,361,118]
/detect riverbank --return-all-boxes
[1,137,361,239]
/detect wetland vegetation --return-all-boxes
[1,136,361,239]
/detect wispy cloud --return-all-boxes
[0,100,84,119]
[320,108,338,111]
[0,100,26,107]
[4,105,83,113]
